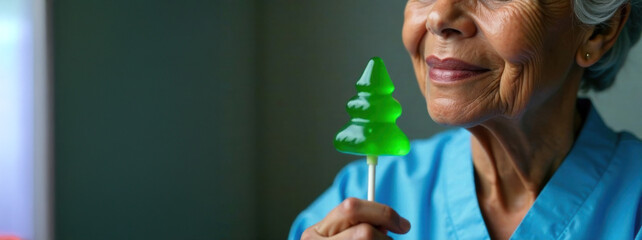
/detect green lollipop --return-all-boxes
[334,57,410,201]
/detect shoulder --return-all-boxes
[608,131,642,236]
[612,131,642,171]
[610,131,642,190]
[605,131,642,222]
[615,131,642,154]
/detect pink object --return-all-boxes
[0,235,21,240]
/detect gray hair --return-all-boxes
[574,0,642,91]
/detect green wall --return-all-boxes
[53,1,256,239]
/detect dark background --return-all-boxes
[52,1,642,239]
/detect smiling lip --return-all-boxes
[426,56,489,83]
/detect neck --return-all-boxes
[469,79,583,211]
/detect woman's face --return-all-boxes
[403,0,587,126]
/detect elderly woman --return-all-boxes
[290,0,642,239]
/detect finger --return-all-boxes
[301,226,324,240]
[328,223,392,240]
[308,223,389,239]
[315,198,411,236]
[375,225,388,235]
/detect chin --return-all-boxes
[425,95,495,128]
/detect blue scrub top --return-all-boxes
[289,100,642,239]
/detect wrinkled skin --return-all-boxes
[402,0,628,239]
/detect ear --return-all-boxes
[576,4,631,68]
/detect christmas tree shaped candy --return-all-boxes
[334,57,410,201]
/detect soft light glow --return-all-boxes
[0,20,21,44]
[0,1,38,239]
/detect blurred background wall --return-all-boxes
[50,0,641,239]
[53,1,257,239]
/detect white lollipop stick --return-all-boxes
[367,155,378,201]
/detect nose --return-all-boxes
[426,0,477,39]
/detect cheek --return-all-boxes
[483,1,574,65]
[481,2,579,116]
[478,4,550,114]
[402,4,430,95]
[482,5,545,64]
[402,3,428,55]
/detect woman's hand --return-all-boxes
[301,197,411,239]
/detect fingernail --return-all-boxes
[400,218,411,231]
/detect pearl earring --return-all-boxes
[585,52,591,59]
